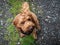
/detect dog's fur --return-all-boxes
[13,2,41,39]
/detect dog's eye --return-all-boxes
[21,22,25,24]
[28,18,31,21]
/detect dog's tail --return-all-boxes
[21,2,30,12]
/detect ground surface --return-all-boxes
[0,0,60,45]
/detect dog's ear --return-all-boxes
[13,17,18,27]
[13,14,21,27]
[30,12,41,30]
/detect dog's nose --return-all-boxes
[29,26,35,30]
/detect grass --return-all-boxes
[4,0,36,45]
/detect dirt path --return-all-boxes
[29,0,60,45]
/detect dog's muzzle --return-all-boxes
[20,26,35,35]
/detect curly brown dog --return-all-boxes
[13,2,41,39]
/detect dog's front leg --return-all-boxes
[32,28,37,39]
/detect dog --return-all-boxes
[13,2,41,39]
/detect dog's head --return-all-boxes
[13,14,35,35]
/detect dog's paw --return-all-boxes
[20,33,25,38]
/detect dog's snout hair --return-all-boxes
[21,21,35,32]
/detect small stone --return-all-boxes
[38,11,40,13]
[0,33,3,35]
[47,11,51,13]
[48,21,51,23]
[56,14,58,16]
[17,42,20,45]
[32,4,34,5]
[4,0,5,1]
[59,40,60,41]
[33,8,35,10]
[0,14,2,16]
[46,16,51,18]
[1,20,3,25]
[45,19,49,21]
[42,36,44,39]
[37,6,40,8]
[40,6,42,8]
[8,33,10,36]
[5,15,7,17]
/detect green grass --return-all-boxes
[8,0,22,16]
[20,35,35,45]
[4,0,36,45]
